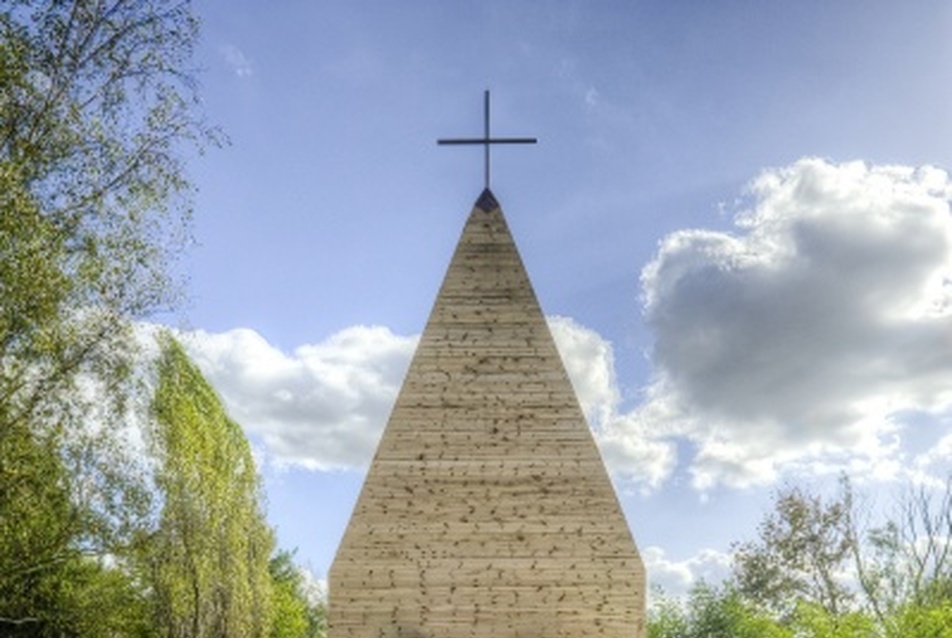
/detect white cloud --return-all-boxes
[549,316,618,426]
[549,317,676,489]
[913,429,952,486]
[221,44,254,77]
[639,158,952,490]
[178,317,676,485]
[181,326,416,471]
[643,546,733,599]
[299,567,327,604]
[176,159,952,493]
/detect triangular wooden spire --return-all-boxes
[329,191,645,638]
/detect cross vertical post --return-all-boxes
[438,90,537,190]
[483,89,490,188]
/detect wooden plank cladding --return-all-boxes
[329,190,646,638]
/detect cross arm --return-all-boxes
[437,137,538,145]
[437,90,538,188]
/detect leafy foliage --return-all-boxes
[732,484,855,619]
[148,334,275,638]
[649,584,790,638]
[649,479,952,638]
[1,1,211,631]
[269,549,327,638]
[1,3,323,636]
[1,0,213,430]
[887,599,952,638]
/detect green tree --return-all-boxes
[887,599,952,638]
[1,0,212,631]
[0,412,75,634]
[856,478,952,615]
[647,589,689,638]
[269,551,310,638]
[791,601,877,638]
[269,549,326,638]
[731,484,855,621]
[0,386,153,636]
[729,479,952,636]
[686,584,789,638]
[647,583,790,638]
[648,479,952,638]
[39,555,154,638]
[1,0,211,432]
[148,335,274,638]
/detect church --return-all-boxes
[328,95,645,638]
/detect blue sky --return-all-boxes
[171,0,952,595]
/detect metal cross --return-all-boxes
[438,90,537,189]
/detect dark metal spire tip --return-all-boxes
[475,188,499,212]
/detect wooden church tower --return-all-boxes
[328,185,646,638]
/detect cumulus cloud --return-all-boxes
[912,430,952,485]
[178,318,677,484]
[548,316,618,426]
[643,546,733,600]
[181,326,416,470]
[639,158,952,489]
[176,159,952,493]
[550,317,676,488]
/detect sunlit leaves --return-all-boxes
[649,480,952,637]
[732,485,855,620]
[269,549,326,638]
[1,1,211,632]
[1,0,215,430]
[148,334,274,638]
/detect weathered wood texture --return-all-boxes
[329,192,645,638]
